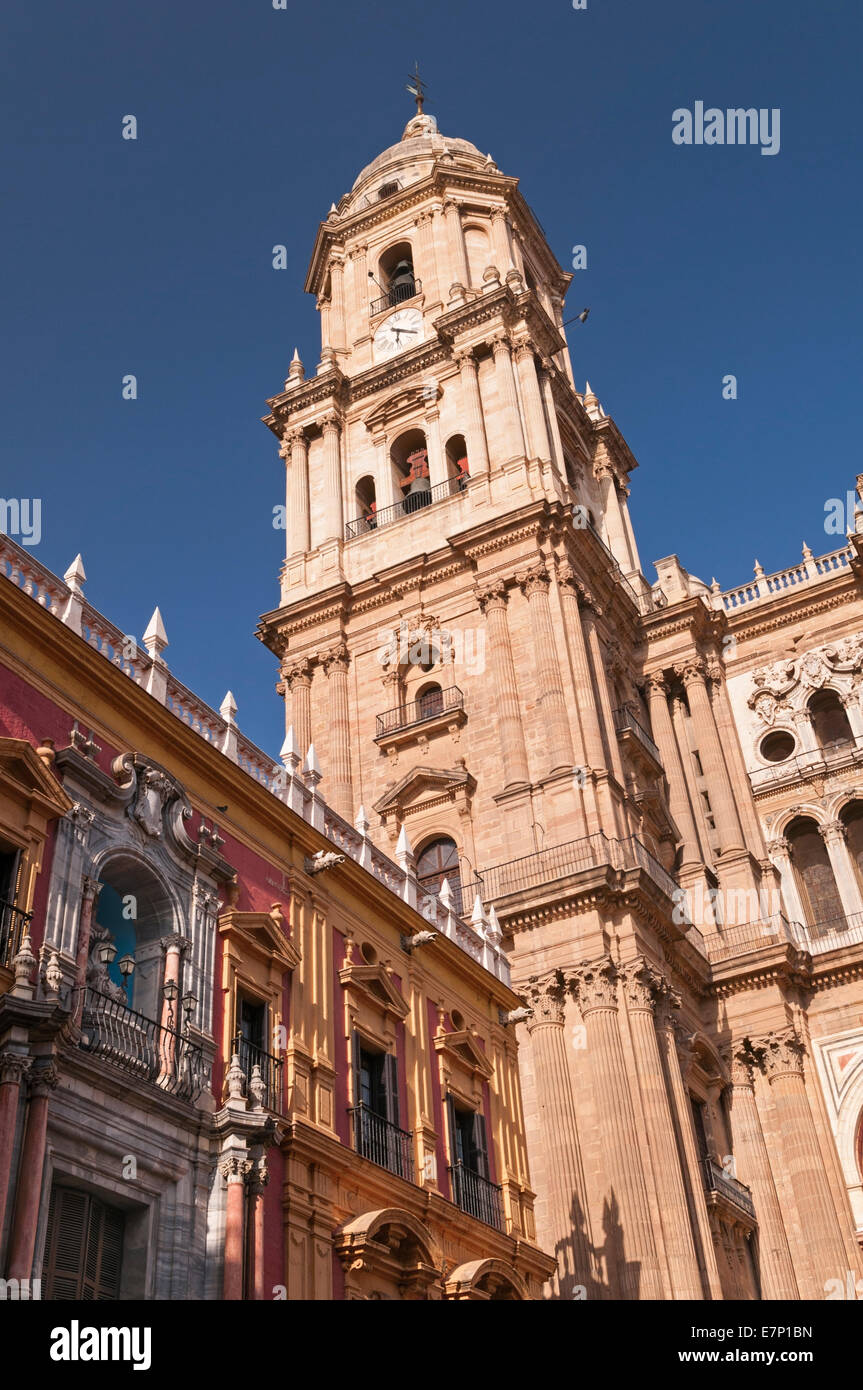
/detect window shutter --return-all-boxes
[351,1029,362,1108]
[471,1109,489,1179]
[42,1187,123,1301]
[383,1051,399,1127]
[446,1094,461,1166]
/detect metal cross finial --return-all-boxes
[406,62,427,114]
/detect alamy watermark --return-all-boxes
[0,498,41,546]
[375,620,486,677]
[673,102,780,156]
[672,884,783,929]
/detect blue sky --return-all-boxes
[2,0,860,755]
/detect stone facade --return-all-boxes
[256,107,863,1300]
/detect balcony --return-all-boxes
[0,900,31,972]
[701,1157,756,1223]
[375,685,465,742]
[350,1102,414,1181]
[748,739,863,791]
[369,277,422,317]
[76,988,206,1101]
[345,475,468,540]
[448,1161,504,1230]
[460,832,679,911]
[232,1032,284,1113]
[613,706,662,766]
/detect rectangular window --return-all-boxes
[446,1096,501,1229]
[233,994,282,1112]
[350,1032,411,1180]
[693,750,704,777]
[690,1095,711,1161]
[42,1185,125,1300]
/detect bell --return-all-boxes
[390,259,415,297]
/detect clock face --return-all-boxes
[372,307,424,362]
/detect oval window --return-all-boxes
[760,730,795,763]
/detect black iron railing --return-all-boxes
[459,833,679,910]
[0,900,31,971]
[375,686,464,740]
[448,1161,504,1230]
[613,706,662,764]
[345,475,468,539]
[232,1032,284,1113]
[702,1158,756,1220]
[76,988,205,1100]
[350,1102,414,1181]
[370,277,422,317]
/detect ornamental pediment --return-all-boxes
[363,385,432,435]
[747,632,863,724]
[339,962,410,1020]
[433,1027,494,1080]
[0,738,72,820]
[373,764,476,818]
[219,905,301,971]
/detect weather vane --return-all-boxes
[406,62,427,114]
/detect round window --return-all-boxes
[760,730,795,763]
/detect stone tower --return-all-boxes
[257,104,863,1300]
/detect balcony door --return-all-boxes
[417,837,462,913]
[42,1185,124,1300]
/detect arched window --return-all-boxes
[94,855,177,1019]
[355,475,377,529]
[417,682,444,720]
[445,433,469,492]
[808,690,853,751]
[377,242,417,308]
[840,801,863,896]
[787,816,844,933]
[417,836,462,908]
[390,428,430,515]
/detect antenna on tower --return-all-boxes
[406,62,427,114]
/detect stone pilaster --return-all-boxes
[319,414,344,545]
[282,656,313,756]
[7,1061,59,1281]
[516,565,573,775]
[755,1028,854,1297]
[722,1044,798,1300]
[514,343,551,463]
[490,333,525,460]
[475,580,529,787]
[322,642,353,819]
[645,673,701,871]
[454,348,489,477]
[283,429,311,555]
[622,961,704,1298]
[675,660,746,857]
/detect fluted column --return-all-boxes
[282,657,313,755]
[526,975,595,1296]
[221,1155,252,1300]
[7,1062,58,1280]
[348,242,368,334]
[490,332,525,461]
[654,1009,723,1298]
[819,821,863,921]
[670,691,712,863]
[443,199,470,292]
[705,659,766,858]
[539,361,566,477]
[723,1045,798,1299]
[594,457,632,569]
[756,1029,854,1297]
[373,434,399,512]
[454,349,490,478]
[329,255,346,352]
[766,836,807,927]
[414,209,439,302]
[72,877,102,1025]
[622,962,704,1298]
[316,291,332,355]
[676,660,746,856]
[424,404,447,489]
[475,580,529,787]
[516,565,573,774]
[319,414,344,545]
[281,429,311,555]
[514,344,551,462]
[582,600,626,790]
[0,1051,30,1255]
[568,959,664,1298]
[556,568,607,829]
[323,642,353,818]
[490,207,513,275]
[645,674,701,869]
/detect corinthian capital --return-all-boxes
[755,1028,806,1081]
[621,958,666,1013]
[525,972,567,1028]
[568,957,619,1014]
[321,641,350,674]
[219,1155,254,1184]
[819,820,847,848]
[453,347,477,371]
[474,578,508,614]
[281,655,314,687]
[704,657,725,687]
[644,671,669,699]
[723,1042,759,1089]
[0,1050,31,1086]
[674,659,707,689]
[515,564,550,598]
